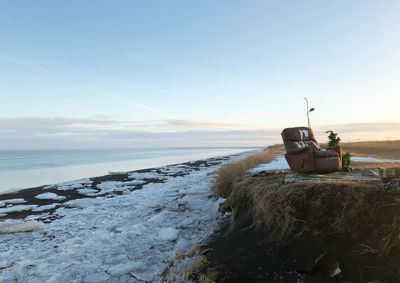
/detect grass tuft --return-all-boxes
[213,146,283,198]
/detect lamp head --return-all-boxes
[309,108,315,112]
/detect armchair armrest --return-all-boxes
[286,146,312,155]
[322,146,342,157]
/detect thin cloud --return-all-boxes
[224,111,290,118]
[0,116,274,149]
[0,117,399,149]
[164,119,243,129]
[0,53,54,75]
[0,52,173,119]
[97,90,175,119]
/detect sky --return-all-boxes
[0,0,399,149]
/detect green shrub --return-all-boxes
[326,130,341,146]
[342,152,352,172]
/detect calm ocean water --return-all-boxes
[0,147,255,193]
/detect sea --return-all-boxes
[0,147,255,194]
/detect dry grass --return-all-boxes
[221,173,400,258]
[199,139,400,280]
[342,140,400,159]
[213,145,284,198]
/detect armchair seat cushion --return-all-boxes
[314,149,339,158]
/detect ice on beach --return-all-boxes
[0,220,44,234]
[46,178,93,191]
[106,261,145,276]
[96,179,146,195]
[0,201,5,207]
[0,150,254,282]
[4,198,27,204]
[158,227,179,241]
[32,204,59,212]
[25,213,50,221]
[129,171,167,180]
[64,198,101,209]
[249,155,290,174]
[0,204,38,214]
[0,260,11,269]
[77,188,99,195]
[35,192,66,201]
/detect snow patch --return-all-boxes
[32,204,59,212]
[0,205,38,214]
[46,178,93,191]
[35,192,65,200]
[77,188,98,195]
[249,156,290,174]
[0,220,44,234]
[106,261,145,276]
[352,156,400,163]
[129,171,166,180]
[158,227,179,241]
[4,198,27,204]
[64,198,99,208]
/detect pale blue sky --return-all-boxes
[0,1,399,148]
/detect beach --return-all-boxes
[0,148,254,194]
[0,150,255,282]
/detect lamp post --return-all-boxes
[304,98,315,128]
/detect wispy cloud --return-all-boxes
[0,52,174,119]
[92,88,175,119]
[0,53,54,75]
[0,116,273,149]
[224,111,290,118]
[0,117,399,149]
[164,119,242,129]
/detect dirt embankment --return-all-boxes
[193,174,400,282]
[188,143,400,282]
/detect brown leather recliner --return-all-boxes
[281,127,342,174]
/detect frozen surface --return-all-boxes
[0,150,254,282]
[4,198,27,204]
[0,220,44,234]
[35,192,65,201]
[0,205,38,214]
[32,204,59,212]
[0,148,254,194]
[157,228,179,242]
[249,156,290,174]
[45,178,93,191]
[352,156,400,163]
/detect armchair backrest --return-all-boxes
[281,127,320,153]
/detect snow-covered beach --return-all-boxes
[0,150,255,282]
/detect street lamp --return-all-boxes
[304,98,315,128]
